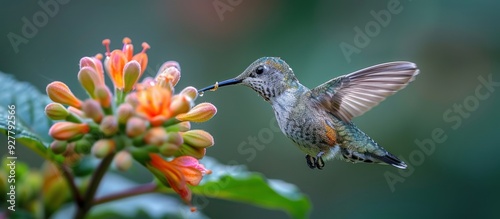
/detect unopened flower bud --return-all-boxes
[180,86,198,101]
[125,93,139,108]
[81,99,104,123]
[80,56,105,84]
[159,143,180,157]
[170,95,193,116]
[165,121,191,132]
[126,117,147,137]
[176,102,217,122]
[114,151,133,171]
[123,60,142,93]
[94,85,113,108]
[144,127,168,146]
[68,106,85,118]
[45,103,70,120]
[117,103,134,124]
[159,61,180,74]
[46,81,82,108]
[182,130,214,148]
[50,140,67,154]
[100,116,118,136]
[139,77,155,88]
[78,67,102,98]
[74,139,92,154]
[166,132,184,146]
[174,144,206,159]
[92,139,115,158]
[156,66,180,88]
[49,122,90,141]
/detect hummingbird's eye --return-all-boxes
[255,65,265,74]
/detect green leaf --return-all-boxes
[192,157,311,219]
[0,72,62,162]
[0,106,62,163]
[51,174,208,219]
[0,72,54,141]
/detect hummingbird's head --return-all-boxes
[199,57,298,101]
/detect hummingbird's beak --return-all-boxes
[198,78,242,93]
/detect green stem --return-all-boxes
[93,183,158,205]
[115,88,125,106]
[74,153,115,219]
[60,164,83,206]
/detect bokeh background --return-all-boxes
[1,1,499,218]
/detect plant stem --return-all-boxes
[60,164,83,206]
[74,153,114,219]
[93,182,158,205]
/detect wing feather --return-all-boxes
[309,62,419,122]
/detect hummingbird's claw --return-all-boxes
[305,155,316,169]
[305,153,325,170]
[316,156,325,169]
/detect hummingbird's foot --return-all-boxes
[305,152,325,170]
[305,155,316,169]
[315,152,325,170]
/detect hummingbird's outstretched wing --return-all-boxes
[309,62,419,122]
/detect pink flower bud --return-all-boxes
[123,60,142,93]
[174,144,206,159]
[45,103,70,120]
[144,127,168,146]
[125,93,139,108]
[50,140,67,154]
[94,85,113,108]
[81,99,104,123]
[49,122,90,141]
[46,81,82,109]
[156,66,180,88]
[100,116,118,136]
[166,121,191,132]
[114,151,133,171]
[167,132,184,145]
[169,95,193,116]
[80,55,105,84]
[159,143,180,157]
[180,86,198,101]
[176,102,217,123]
[182,130,214,148]
[78,66,102,98]
[92,139,116,158]
[126,117,147,137]
[117,103,134,124]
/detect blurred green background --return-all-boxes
[1,0,499,218]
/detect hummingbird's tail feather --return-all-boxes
[340,148,407,169]
[371,153,407,169]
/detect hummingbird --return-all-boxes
[199,57,419,170]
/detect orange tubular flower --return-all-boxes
[103,38,149,90]
[148,154,211,211]
[135,86,172,126]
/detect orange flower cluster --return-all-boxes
[44,38,217,209]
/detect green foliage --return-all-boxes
[192,157,311,219]
[0,72,53,141]
[60,174,208,219]
[0,72,62,163]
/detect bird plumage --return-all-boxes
[198,57,419,169]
